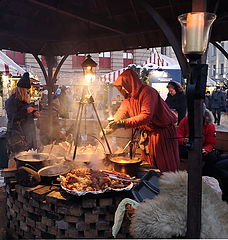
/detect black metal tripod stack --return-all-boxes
[72,85,112,160]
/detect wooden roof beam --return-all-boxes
[100,0,113,20]
[130,0,140,25]
[26,0,126,35]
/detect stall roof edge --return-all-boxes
[0,0,227,55]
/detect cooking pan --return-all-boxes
[14,152,64,170]
[22,161,73,184]
[106,153,142,176]
[38,162,72,178]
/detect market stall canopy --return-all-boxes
[0,51,25,76]
[0,0,228,56]
[100,51,180,83]
[100,53,216,87]
[143,52,178,67]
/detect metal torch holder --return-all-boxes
[71,85,112,160]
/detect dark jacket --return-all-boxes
[5,94,37,153]
[211,91,226,110]
[58,91,69,118]
[205,95,212,110]
[165,92,187,124]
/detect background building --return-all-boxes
[2,49,152,86]
[3,42,226,90]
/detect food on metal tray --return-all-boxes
[101,170,133,178]
[58,168,130,192]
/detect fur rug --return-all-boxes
[130,171,228,238]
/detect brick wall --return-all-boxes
[5,180,132,239]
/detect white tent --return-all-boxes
[100,51,216,88]
[142,52,178,67]
[0,51,25,76]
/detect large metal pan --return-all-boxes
[14,152,64,170]
[38,161,73,183]
[106,153,142,176]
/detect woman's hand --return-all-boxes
[27,106,34,113]
[100,127,114,139]
[108,120,125,130]
[33,111,40,118]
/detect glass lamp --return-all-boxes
[81,55,97,84]
[178,12,216,61]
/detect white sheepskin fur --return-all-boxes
[130,171,228,238]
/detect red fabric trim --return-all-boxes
[4,64,9,75]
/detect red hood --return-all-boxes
[114,69,145,98]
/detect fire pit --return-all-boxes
[5,177,132,239]
[4,139,152,239]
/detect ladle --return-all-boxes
[48,140,56,159]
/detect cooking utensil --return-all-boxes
[38,161,73,183]
[15,152,63,170]
[108,174,140,183]
[107,155,142,176]
[38,162,72,177]
[48,140,56,159]
[16,166,41,187]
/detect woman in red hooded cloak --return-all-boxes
[103,69,179,172]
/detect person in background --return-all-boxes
[177,104,228,202]
[165,81,187,124]
[58,85,69,118]
[211,86,226,125]
[225,89,228,114]
[205,91,212,111]
[37,94,66,145]
[5,72,40,165]
[101,69,179,173]
[39,89,48,111]
[215,154,228,202]
[177,106,217,177]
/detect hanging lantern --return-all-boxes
[81,55,97,84]
[178,12,216,61]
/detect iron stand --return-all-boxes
[72,85,112,160]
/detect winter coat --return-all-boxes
[5,94,37,153]
[211,91,226,110]
[58,91,69,118]
[177,112,216,153]
[36,100,63,145]
[113,69,179,172]
[165,92,187,124]
[205,95,212,110]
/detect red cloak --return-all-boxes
[177,116,216,153]
[113,69,179,172]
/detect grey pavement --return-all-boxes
[216,113,228,132]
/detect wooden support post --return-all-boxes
[45,55,56,143]
[33,54,68,144]
[139,0,189,79]
[186,0,207,238]
[186,64,208,238]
